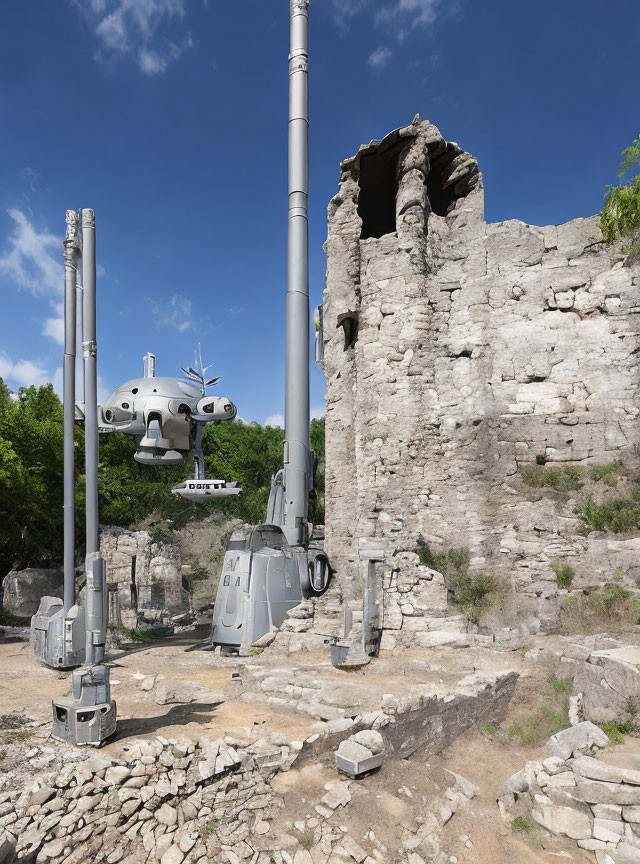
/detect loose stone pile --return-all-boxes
[1,734,297,864]
[501,722,640,863]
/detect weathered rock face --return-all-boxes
[576,645,640,724]
[322,115,640,625]
[1,568,63,617]
[101,528,188,630]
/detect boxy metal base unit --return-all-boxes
[211,525,307,654]
[52,664,116,747]
[31,598,86,669]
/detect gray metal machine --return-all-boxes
[32,210,90,671]
[210,0,330,655]
[30,209,118,746]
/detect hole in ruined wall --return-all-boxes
[130,555,138,609]
[151,582,165,609]
[427,156,460,217]
[357,140,406,239]
[337,312,359,350]
[426,143,479,217]
[536,455,547,466]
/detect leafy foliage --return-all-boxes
[574,489,640,535]
[417,543,497,624]
[601,135,640,257]
[0,379,325,573]
[553,563,574,589]
[522,462,623,493]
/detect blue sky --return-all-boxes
[0,0,638,425]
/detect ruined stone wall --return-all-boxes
[322,116,640,628]
[101,528,188,629]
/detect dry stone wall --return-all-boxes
[322,115,640,629]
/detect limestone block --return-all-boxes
[2,568,63,616]
[576,647,640,724]
[530,802,592,840]
[547,722,609,760]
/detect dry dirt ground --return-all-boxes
[2,626,638,863]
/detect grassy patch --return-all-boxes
[109,625,164,643]
[204,820,218,835]
[432,773,455,790]
[511,816,539,835]
[3,729,31,744]
[553,563,574,589]
[561,584,640,632]
[522,462,625,495]
[298,832,315,851]
[589,463,623,485]
[600,720,635,745]
[547,673,573,694]
[522,464,585,491]
[417,543,497,624]
[0,607,31,626]
[249,647,264,656]
[575,489,640,535]
[507,704,570,746]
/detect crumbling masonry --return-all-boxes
[321,116,640,634]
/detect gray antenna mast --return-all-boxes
[283,0,311,549]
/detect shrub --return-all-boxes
[600,720,635,745]
[182,567,210,593]
[511,817,538,835]
[575,490,640,535]
[418,544,497,624]
[507,704,570,746]
[589,462,622,486]
[601,135,640,259]
[553,563,574,589]
[0,607,31,627]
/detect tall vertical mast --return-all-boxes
[62,210,80,614]
[284,0,310,548]
[82,209,99,556]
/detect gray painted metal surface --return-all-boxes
[284,0,311,550]
[63,210,80,614]
[52,664,117,746]
[32,210,87,670]
[210,0,330,655]
[82,209,99,556]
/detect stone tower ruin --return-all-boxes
[321,116,640,634]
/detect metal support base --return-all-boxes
[52,664,116,747]
[31,598,86,669]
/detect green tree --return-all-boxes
[601,134,640,258]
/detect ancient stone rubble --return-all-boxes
[321,115,640,631]
[501,723,640,863]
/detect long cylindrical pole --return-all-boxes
[81,209,99,556]
[63,210,79,614]
[283,0,310,548]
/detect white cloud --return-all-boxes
[72,0,193,75]
[310,406,325,420]
[0,209,62,297]
[264,414,284,429]
[151,293,194,332]
[332,0,448,39]
[43,301,65,345]
[0,351,51,390]
[331,0,369,31]
[368,46,392,69]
